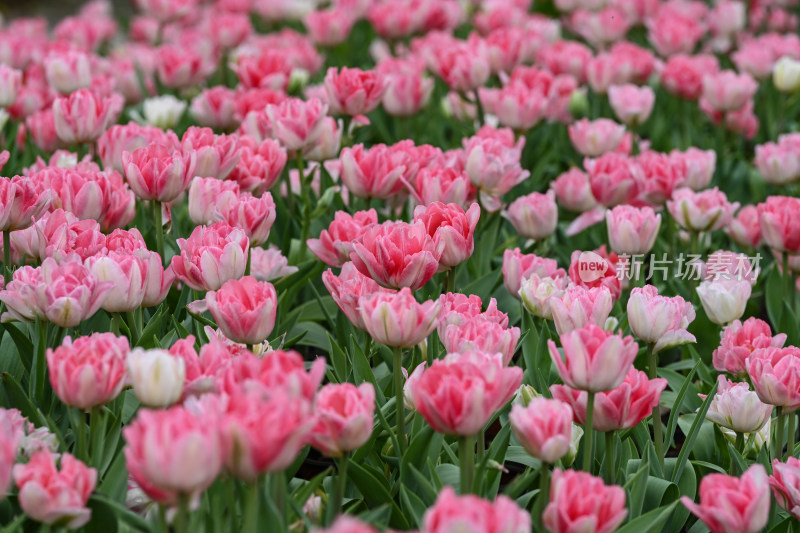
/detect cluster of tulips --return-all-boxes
[1,0,800,531]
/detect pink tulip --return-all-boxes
[0,176,53,232]
[46,333,129,410]
[227,136,287,195]
[122,143,197,203]
[682,464,770,533]
[359,288,441,348]
[52,89,123,145]
[0,413,21,498]
[324,66,387,117]
[181,127,241,180]
[634,151,687,205]
[551,168,598,213]
[757,196,800,253]
[322,262,391,330]
[414,166,475,209]
[646,7,705,57]
[318,516,377,533]
[585,152,639,208]
[250,246,297,282]
[305,8,356,46]
[727,205,761,248]
[0,65,21,107]
[701,70,759,112]
[232,50,292,91]
[13,452,96,529]
[605,205,660,255]
[661,54,720,100]
[135,0,197,22]
[220,388,314,480]
[214,192,276,247]
[422,486,531,533]
[704,376,773,434]
[627,285,696,353]
[407,351,522,436]
[187,177,241,226]
[463,129,529,204]
[349,221,443,290]
[568,119,626,158]
[44,50,92,94]
[608,84,654,126]
[670,148,716,190]
[190,86,238,131]
[124,404,222,503]
[98,123,180,174]
[713,318,787,375]
[264,97,328,152]
[155,44,215,90]
[437,292,509,337]
[550,286,614,336]
[696,279,751,326]
[567,248,623,301]
[433,40,491,93]
[483,82,547,131]
[378,58,434,117]
[220,349,325,401]
[667,187,739,232]
[171,222,249,291]
[537,41,592,83]
[747,346,800,411]
[770,457,800,520]
[441,316,520,366]
[137,249,176,308]
[308,209,378,267]
[502,248,564,299]
[519,273,569,319]
[195,276,277,345]
[754,139,800,186]
[310,382,375,457]
[339,143,410,200]
[552,367,667,431]
[543,469,627,533]
[510,398,573,463]
[86,252,148,313]
[503,191,558,241]
[549,324,637,393]
[414,202,480,269]
[303,117,342,162]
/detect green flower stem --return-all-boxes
[583,391,595,473]
[69,407,88,462]
[459,435,475,494]
[393,346,406,453]
[472,90,485,127]
[3,230,11,285]
[151,200,165,267]
[786,411,796,461]
[174,494,191,533]
[329,453,349,522]
[784,253,795,315]
[534,465,550,531]
[775,407,785,462]
[243,478,259,533]
[647,343,665,472]
[605,431,615,484]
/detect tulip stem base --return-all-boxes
[243,479,259,533]
[533,465,550,531]
[393,346,406,453]
[605,431,615,484]
[459,435,475,494]
[472,90,485,127]
[784,253,796,316]
[647,344,665,472]
[69,407,88,463]
[2,229,10,285]
[151,200,165,267]
[174,494,190,533]
[583,391,595,473]
[775,407,785,462]
[329,454,349,524]
[787,412,796,461]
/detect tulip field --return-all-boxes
[3,0,800,531]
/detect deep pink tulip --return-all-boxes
[437,292,509,337]
[220,388,314,480]
[549,324,638,393]
[190,86,239,131]
[422,486,531,533]
[552,367,667,431]
[543,469,627,533]
[264,97,328,152]
[124,404,222,504]
[171,222,249,291]
[727,206,762,248]
[713,318,787,375]
[122,143,197,203]
[181,127,240,180]
[407,351,522,436]
[504,191,558,241]
[433,40,491,93]
[349,221,443,290]
[13,452,96,529]
[308,209,378,267]
[0,176,53,232]
[359,287,441,348]
[232,50,292,91]
[414,166,476,209]
[682,464,770,533]
[757,196,800,253]
[46,333,129,410]
[510,398,573,463]
[567,248,622,301]
[220,349,325,401]
[52,89,123,145]
[195,276,277,345]
[414,202,480,269]
[214,192,276,247]
[310,382,375,457]
[322,262,392,330]
[747,346,800,411]
[324,66,387,117]
[661,54,720,100]
[627,285,696,353]
[227,136,287,195]
[98,123,180,174]
[339,143,411,200]
[585,152,639,208]
[770,457,800,520]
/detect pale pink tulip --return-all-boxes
[308,209,378,268]
[171,222,249,291]
[627,285,696,353]
[704,376,773,434]
[359,288,440,348]
[504,191,558,241]
[747,346,800,411]
[605,205,661,255]
[510,398,573,463]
